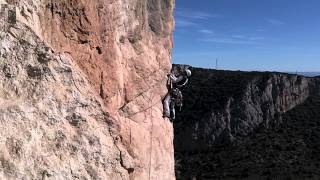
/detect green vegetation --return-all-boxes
[176,67,282,124]
[177,96,320,179]
[174,66,320,179]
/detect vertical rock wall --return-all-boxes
[0,0,175,179]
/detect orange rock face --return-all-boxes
[3,0,175,179]
[40,0,174,111]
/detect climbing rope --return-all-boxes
[148,106,153,180]
[121,93,156,179]
[147,95,156,180]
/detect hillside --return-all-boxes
[174,67,320,179]
[175,68,285,122]
[176,95,320,179]
[175,67,311,151]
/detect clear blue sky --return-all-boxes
[173,0,320,72]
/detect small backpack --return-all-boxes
[170,88,183,107]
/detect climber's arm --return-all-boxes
[176,78,188,88]
[170,75,185,84]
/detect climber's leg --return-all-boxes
[170,104,176,120]
[163,93,171,118]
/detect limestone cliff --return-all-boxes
[175,69,312,152]
[0,0,175,179]
[174,67,320,179]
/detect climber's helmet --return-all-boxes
[185,69,192,77]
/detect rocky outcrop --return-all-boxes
[174,68,320,178]
[177,96,320,179]
[175,69,317,151]
[0,0,175,179]
[175,69,314,152]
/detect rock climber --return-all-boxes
[168,88,183,120]
[163,66,192,120]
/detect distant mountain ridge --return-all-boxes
[174,67,320,179]
[288,72,320,77]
